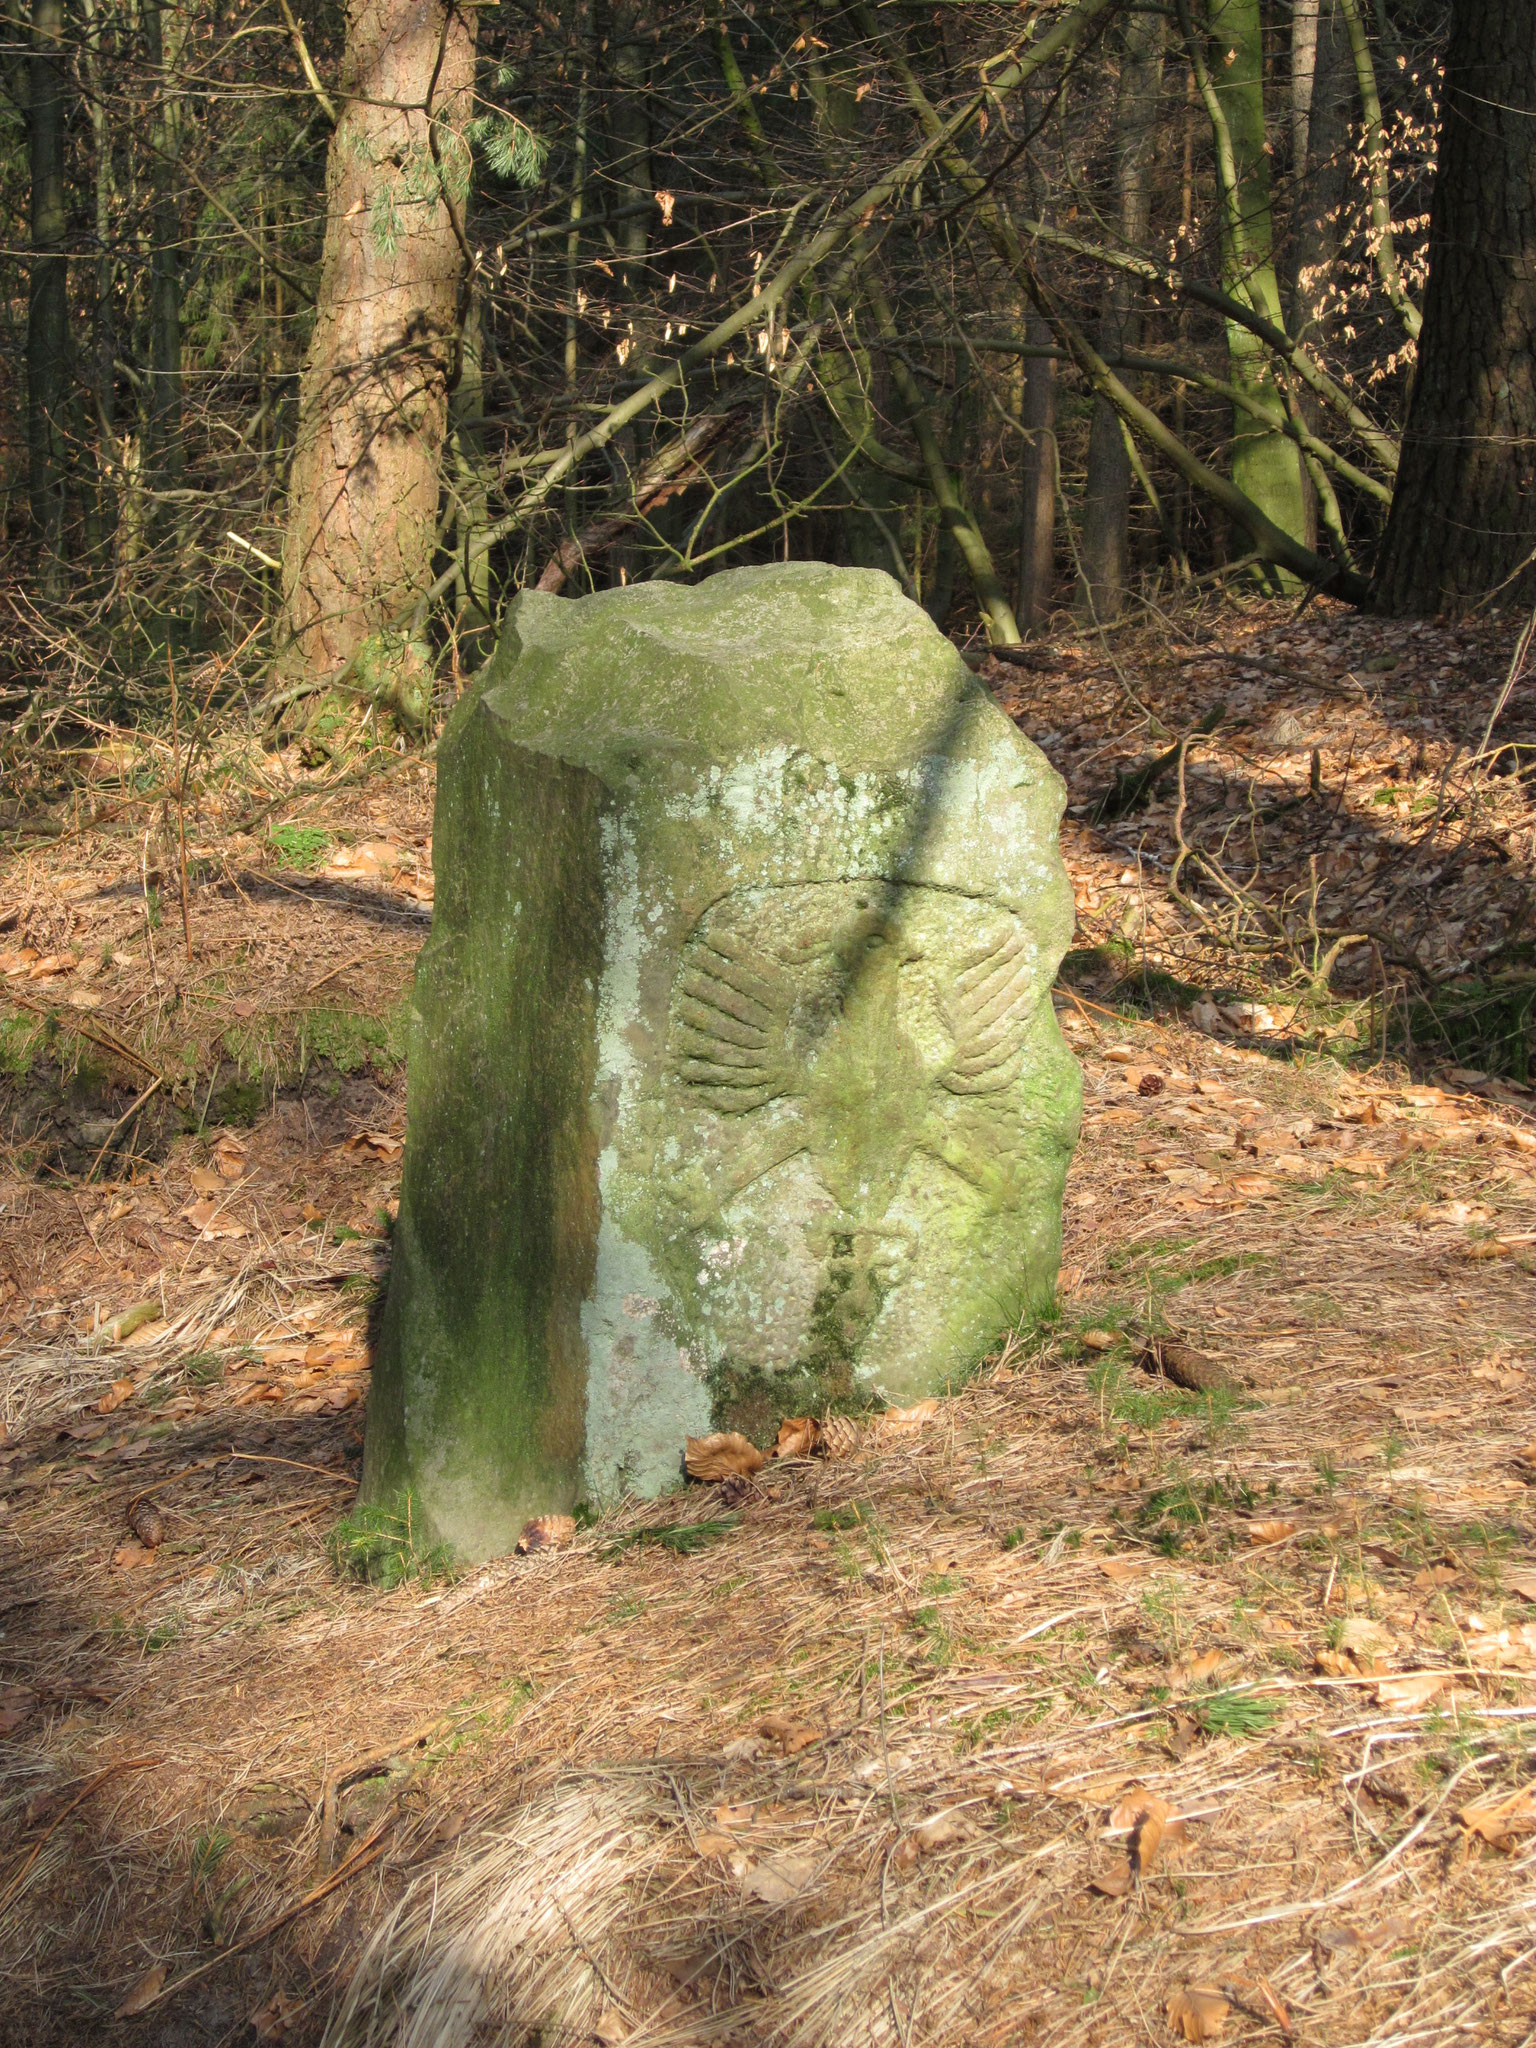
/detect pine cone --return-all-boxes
[819,1414,861,1461]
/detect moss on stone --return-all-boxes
[364,565,1081,1558]
[362,710,606,1558]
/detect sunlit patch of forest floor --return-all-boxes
[1,596,1533,2048]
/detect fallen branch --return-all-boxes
[85,1076,164,1183]
[133,1808,394,2013]
[0,1757,158,1916]
[1094,703,1226,821]
[533,407,744,594]
[0,985,168,1085]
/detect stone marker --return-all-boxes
[363,564,1080,1557]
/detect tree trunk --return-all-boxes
[607,0,652,586]
[1286,0,1349,552]
[1077,4,1164,621]
[1015,310,1057,630]
[82,0,115,569]
[144,3,186,518]
[277,0,478,694]
[1191,0,1308,557]
[27,0,69,592]
[1373,1,1536,615]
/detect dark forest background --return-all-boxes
[0,0,1531,734]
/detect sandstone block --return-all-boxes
[363,564,1079,1556]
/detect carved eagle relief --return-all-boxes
[668,882,1039,1225]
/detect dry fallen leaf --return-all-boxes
[742,1853,815,1905]
[250,1989,304,2041]
[774,1416,820,1459]
[516,1513,575,1555]
[1098,1555,1151,1584]
[894,1812,964,1866]
[1459,1784,1536,1850]
[112,1539,155,1571]
[181,1198,249,1239]
[1375,1672,1450,1709]
[1080,1328,1119,1350]
[1166,1712,1199,1759]
[211,1134,247,1179]
[1246,1519,1297,1546]
[96,1377,135,1415]
[1166,1984,1229,2042]
[1338,1616,1395,1662]
[1176,1649,1230,1685]
[592,2012,628,2047]
[712,1801,755,1829]
[884,1397,941,1427]
[1109,1787,1179,1873]
[188,1165,222,1197]
[1364,1912,1413,1950]
[695,1830,739,1858]
[114,1965,168,2017]
[1088,1856,1132,1897]
[343,1129,405,1162]
[757,1713,821,1756]
[1314,1647,1357,1677]
[1507,1569,1536,1601]
[685,1431,765,1482]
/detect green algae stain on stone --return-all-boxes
[363,564,1080,1557]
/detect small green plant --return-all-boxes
[268,823,330,870]
[604,1514,740,1558]
[141,1611,183,1654]
[910,1605,954,1666]
[190,1825,249,1942]
[1380,1429,1407,1474]
[1001,1526,1028,1551]
[1314,1451,1340,1494]
[327,1495,455,1589]
[1191,1687,1283,1738]
[813,1501,875,1534]
[181,1352,224,1387]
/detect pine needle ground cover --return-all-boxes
[0,599,1533,2048]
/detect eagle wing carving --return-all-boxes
[936,927,1033,1094]
[672,930,798,1114]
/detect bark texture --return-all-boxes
[1014,318,1057,631]
[1373,0,1536,616]
[1077,5,1164,621]
[27,0,69,579]
[277,0,477,689]
[1197,0,1307,555]
[145,3,187,511]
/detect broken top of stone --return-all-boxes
[363,564,1080,1559]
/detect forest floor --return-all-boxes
[0,594,1534,2048]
